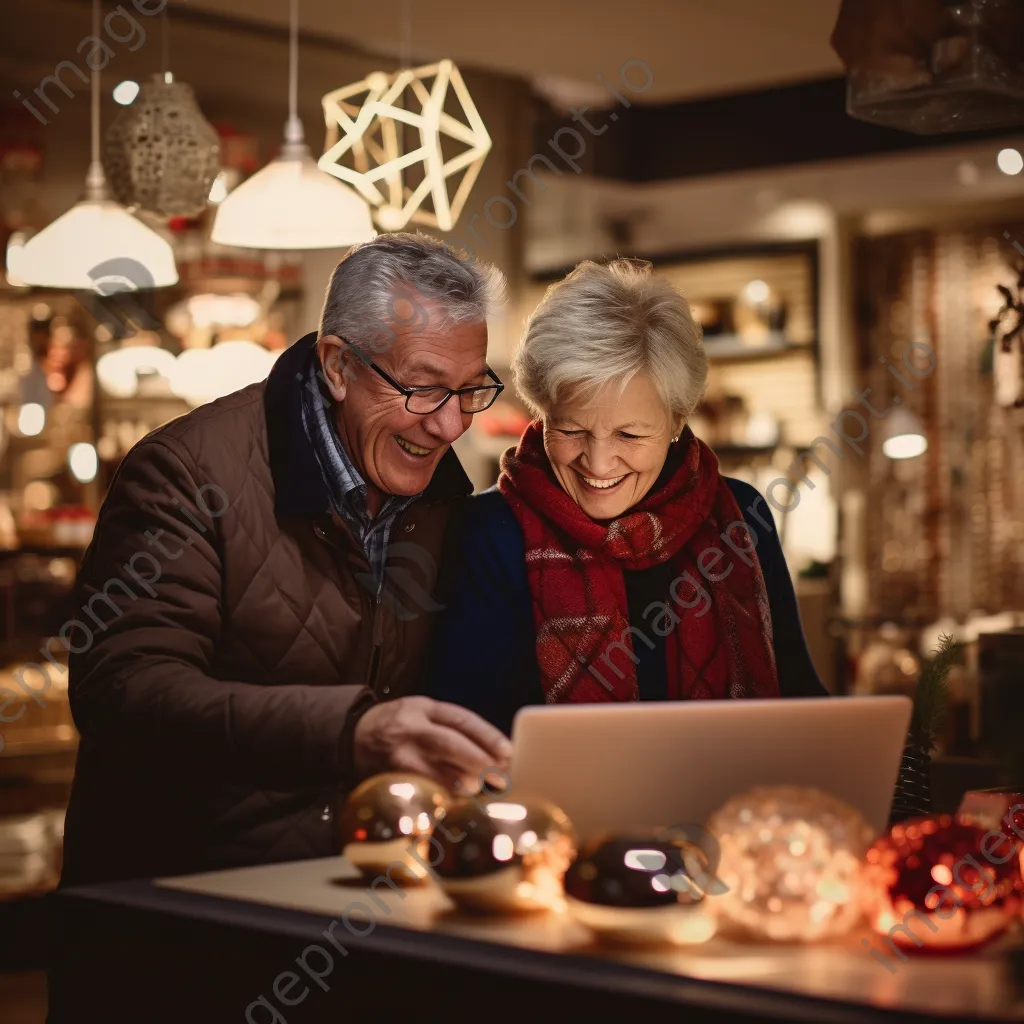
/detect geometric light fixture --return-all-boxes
[319,58,491,232]
[881,407,929,460]
[17,0,178,290]
[211,0,375,249]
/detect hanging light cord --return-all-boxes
[284,0,303,147]
[401,0,412,69]
[86,0,105,197]
[161,7,171,81]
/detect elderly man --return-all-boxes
[61,233,511,885]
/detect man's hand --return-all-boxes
[353,696,512,792]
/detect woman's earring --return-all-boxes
[671,434,680,443]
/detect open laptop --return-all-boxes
[509,695,911,840]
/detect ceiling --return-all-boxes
[187,0,846,103]
[524,136,1024,270]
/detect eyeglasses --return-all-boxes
[344,342,504,415]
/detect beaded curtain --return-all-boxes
[856,223,1024,622]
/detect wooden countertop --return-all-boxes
[132,854,1024,1022]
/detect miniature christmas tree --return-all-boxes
[889,634,956,824]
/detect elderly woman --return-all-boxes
[429,259,826,735]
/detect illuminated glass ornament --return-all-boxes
[339,773,449,884]
[103,73,221,219]
[319,59,491,232]
[433,794,576,912]
[564,835,717,946]
[707,785,873,941]
[863,815,1022,952]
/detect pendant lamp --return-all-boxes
[211,0,375,250]
[104,73,221,219]
[319,59,492,232]
[17,0,177,290]
[881,407,929,460]
[103,8,220,219]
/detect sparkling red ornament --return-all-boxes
[956,788,1024,851]
[863,815,1023,953]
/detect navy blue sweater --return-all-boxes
[428,478,827,735]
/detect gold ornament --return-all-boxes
[863,815,1022,953]
[707,785,873,941]
[319,60,491,232]
[339,773,449,884]
[433,794,576,912]
[564,835,717,946]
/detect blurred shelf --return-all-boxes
[99,395,190,415]
[710,443,778,460]
[0,735,78,760]
[0,545,87,559]
[702,333,813,362]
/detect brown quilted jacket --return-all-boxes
[60,334,471,885]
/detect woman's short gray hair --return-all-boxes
[319,232,506,349]
[513,259,707,420]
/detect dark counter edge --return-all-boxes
[50,877,987,1024]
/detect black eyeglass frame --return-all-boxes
[343,341,505,415]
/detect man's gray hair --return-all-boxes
[513,259,707,419]
[318,232,506,350]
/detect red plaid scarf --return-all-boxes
[498,422,779,703]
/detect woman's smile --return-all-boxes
[575,468,630,491]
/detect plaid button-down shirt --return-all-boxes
[300,355,420,589]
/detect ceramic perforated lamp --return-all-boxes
[210,0,374,249]
[17,0,177,290]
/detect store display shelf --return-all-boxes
[711,442,778,459]
[702,334,813,362]
[0,544,88,559]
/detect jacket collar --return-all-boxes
[265,332,473,519]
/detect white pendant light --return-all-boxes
[18,0,177,291]
[211,0,374,250]
[96,345,178,398]
[881,407,929,460]
[169,342,279,407]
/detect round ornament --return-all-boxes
[433,794,576,912]
[564,835,717,946]
[707,785,873,941]
[339,773,449,884]
[956,788,1024,851]
[863,815,1022,952]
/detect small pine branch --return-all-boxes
[910,633,958,751]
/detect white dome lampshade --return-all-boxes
[881,407,929,460]
[17,0,177,291]
[169,342,279,407]
[96,345,178,398]
[17,192,178,291]
[211,140,375,250]
[210,0,375,251]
